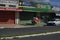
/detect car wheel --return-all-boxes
[53,23,56,26]
[47,23,51,26]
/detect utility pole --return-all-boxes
[36,3,41,24]
[36,3,41,17]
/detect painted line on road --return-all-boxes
[0,31,60,39]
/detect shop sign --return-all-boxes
[6,8,16,10]
[6,8,22,11]
[0,7,22,11]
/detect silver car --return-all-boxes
[47,19,60,26]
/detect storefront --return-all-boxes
[19,11,36,25]
[18,7,53,25]
[0,7,22,24]
[0,0,23,24]
[18,2,54,25]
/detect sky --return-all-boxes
[20,0,49,2]
[21,0,60,2]
[20,0,60,6]
[49,0,60,6]
[50,0,60,2]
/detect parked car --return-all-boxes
[47,18,60,26]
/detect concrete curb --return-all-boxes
[0,31,60,40]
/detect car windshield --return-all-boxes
[50,19,55,21]
[55,19,60,21]
[49,18,60,21]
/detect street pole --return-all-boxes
[36,3,41,24]
[36,3,41,17]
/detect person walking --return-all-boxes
[32,16,39,25]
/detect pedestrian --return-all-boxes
[32,16,39,25]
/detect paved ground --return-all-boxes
[0,26,60,37]
[2,33,60,40]
[0,21,45,28]
[0,24,44,28]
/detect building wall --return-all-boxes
[0,0,19,8]
[0,0,22,24]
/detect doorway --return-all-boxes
[19,11,36,25]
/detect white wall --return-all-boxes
[0,0,19,4]
[0,0,19,8]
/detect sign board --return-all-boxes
[6,8,16,11]
[0,7,22,11]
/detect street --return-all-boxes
[0,26,60,37]
[2,33,60,40]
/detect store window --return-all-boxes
[9,5,16,8]
[0,4,5,7]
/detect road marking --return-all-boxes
[0,31,60,39]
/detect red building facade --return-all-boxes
[0,0,22,24]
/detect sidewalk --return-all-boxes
[0,24,44,28]
[0,21,46,28]
[0,22,45,28]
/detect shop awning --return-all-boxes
[23,7,53,12]
[19,6,54,12]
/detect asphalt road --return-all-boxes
[0,26,60,37]
[4,33,60,40]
